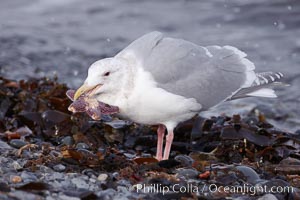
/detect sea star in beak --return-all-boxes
[66,89,119,120]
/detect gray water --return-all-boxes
[0,0,299,131]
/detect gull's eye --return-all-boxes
[103,72,110,76]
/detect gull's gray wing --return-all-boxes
[116,32,256,109]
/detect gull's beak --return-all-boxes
[74,84,100,100]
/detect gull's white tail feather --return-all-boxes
[227,71,286,101]
[246,88,277,98]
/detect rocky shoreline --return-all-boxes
[0,76,299,200]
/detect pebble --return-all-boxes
[0,140,12,149]
[58,194,80,200]
[12,161,23,170]
[20,171,38,182]
[174,155,194,167]
[116,179,132,188]
[235,165,260,184]
[141,153,152,158]
[0,182,10,192]
[7,190,43,200]
[115,186,132,200]
[53,164,66,172]
[45,196,56,200]
[10,175,22,183]
[9,139,27,148]
[75,142,90,149]
[123,153,136,159]
[96,189,117,200]
[89,178,96,183]
[291,187,300,199]
[104,120,131,129]
[98,173,108,182]
[82,169,98,178]
[51,172,65,180]
[112,172,119,180]
[257,194,278,200]
[61,136,74,146]
[39,165,54,173]
[175,168,199,179]
[71,177,90,189]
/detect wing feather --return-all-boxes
[117,32,257,109]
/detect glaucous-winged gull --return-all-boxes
[73,31,284,160]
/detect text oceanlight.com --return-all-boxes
[134,183,294,196]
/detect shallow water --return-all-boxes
[0,0,299,131]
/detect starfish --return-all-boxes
[66,90,119,120]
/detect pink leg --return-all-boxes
[163,129,174,160]
[156,125,165,161]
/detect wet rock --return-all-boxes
[112,172,119,180]
[97,174,108,182]
[0,182,10,192]
[174,155,194,167]
[8,190,43,200]
[15,126,33,138]
[175,168,199,179]
[18,112,43,127]
[71,177,90,189]
[258,194,278,200]
[50,172,65,180]
[215,116,226,126]
[275,157,300,174]
[0,140,12,149]
[190,116,205,139]
[9,139,27,148]
[114,186,134,200]
[96,188,117,200]
[104,120,131,129]
[63,189,98,200]
[39,165,54,173]
[235,165,260,184]
[116,179,132,188]
[53,164,66,172]
[20,171,38,183]
[42,110,69,124]
[10,175,22,183]
[61,136,74,146]
[58,194,80,200]
[290,187,300,199]
[202,119,214,132]
[89,178,96,184]
[82,169,98,178]
[75,142,90,150]
[12,161,23,170]
[295,129,300,135]
[255,178,291,196]
[123,135,137,149]
[123,153,135,159]
[214,172,238,185]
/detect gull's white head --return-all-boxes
[74,57,127,100]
